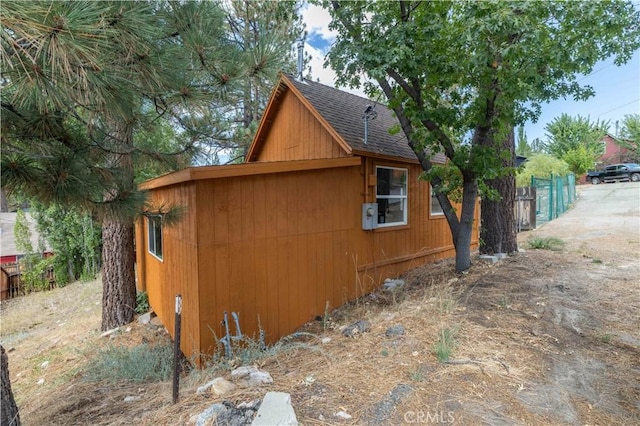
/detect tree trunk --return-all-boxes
[1,345,20,426]
[100,117,137,331]
[453,178,479,272]
[101,219,137,331]
[480,128,518,255]
[0,188,8,212]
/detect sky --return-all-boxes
[299,4,640,143]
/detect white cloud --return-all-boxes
[303,43,335,83]
[300,4,336,48]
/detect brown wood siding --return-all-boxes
[194,165,363,357]
[137,157,480,362]
[140,182,200,359]
[356,158,479,295]
[254,90,348,162]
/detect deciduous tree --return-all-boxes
[543,114,608,167]
[320,0,639,271]
[516,154,570,188]
[618,113,640,162]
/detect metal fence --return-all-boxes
[531,173,576,226]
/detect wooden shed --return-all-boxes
[136,74,479,362]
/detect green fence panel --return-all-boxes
[531,173,575,227]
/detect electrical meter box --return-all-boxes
[362,203,378,230]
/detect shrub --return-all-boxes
[516,154,570,187]
[527,236,565,251]
[84,343,173,383]
[433,327,456,362]
[135,291,150,314]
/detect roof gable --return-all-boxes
[246,74,438,163]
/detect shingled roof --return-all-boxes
[247,73,447,164]
[285,74,419,161]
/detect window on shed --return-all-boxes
[430,184,444,217]
[147,216,163,260]
[376,166,408,226]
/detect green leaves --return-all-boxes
[543,113,608,161]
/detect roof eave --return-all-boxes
[279,74,353,156]
[245,74,288,162]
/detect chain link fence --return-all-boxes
[531,173,576,227]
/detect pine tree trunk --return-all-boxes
[0,189,8,212]
[101,220,137,330]
[1,345,20,426]
[100,117,137,331]
[480,128,518,255]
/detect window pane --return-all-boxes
[431,185,444,216]
[376,166,408,226]
[377,167,392,196]
[148,217,163,260]
[154,221,162,258]
[385,198,406,223]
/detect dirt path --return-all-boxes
[508,182,640,424]
[1,182,638,425]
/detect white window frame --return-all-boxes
[147,216,163,261]
[430,184,444,217]
[376,166,408,227]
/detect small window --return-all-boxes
[376,166,408,226]
[430,184,444,217]
[147,216,163,260]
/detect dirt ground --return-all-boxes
[1,183,638,425]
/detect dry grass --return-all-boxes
[2,245,639,425]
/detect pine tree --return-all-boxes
[1,0,239,330]
[1,345,20,426]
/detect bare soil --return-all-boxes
[1,183,638,425]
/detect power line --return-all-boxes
[596,98,640,118]
[577,62,615,83]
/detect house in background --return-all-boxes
[136,74,480,363]
[597,133,636,165]
[0,212,53,300]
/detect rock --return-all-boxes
[368,384,413,424]
[385,325,405,337]
[37,378,45,385]
[211,377,237,395]
[251,392,298,426]
[335,410,352,420]
[237,400,260,410]
[231,366,273,387]
[321,337,331,344]
[342,320,371,337]
[40,361,50,369]
[196,400,260,426]
[191,403,227,426]
[138,312,152,325]
[124,395,141,402]
[383,278,405,292]
[196,379,216,394]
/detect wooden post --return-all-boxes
[172,295,182,404]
